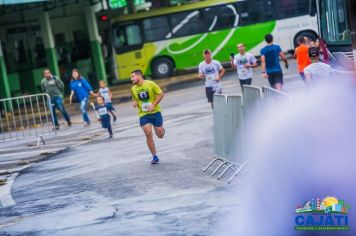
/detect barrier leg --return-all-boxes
[37,136,46,146]
[227,160,250,184]
[202,158,221,172]
[217,164,233,180]
[211,161,228,177]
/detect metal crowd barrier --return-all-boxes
[0,93,55,145]
[262,86,291,106]
[203,94,249,184]
[242,85,263,114]
[203,86,291,184]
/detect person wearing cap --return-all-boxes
[304,47,332,84]
[198,49,225,109]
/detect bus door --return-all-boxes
[113,22,146,80]
[319,0,354,70]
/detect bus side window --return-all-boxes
[143,16,171,41]
[113,24,142,49]
[273,0,309,19]
[247,0,274,23]
[113,28,126,48]
[203,4,238,31]
[235,1,249,26]
[126,25,142,46]
[170,10,205,37]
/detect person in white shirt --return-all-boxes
[97,80,117,122]
[304,47,332,84]
[198,49,225,109]
[230,43,258,89]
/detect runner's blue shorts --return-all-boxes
[139,112,163,127]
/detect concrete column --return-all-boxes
[39,12,60,77]
[0,41,11,100]
[85,5,107,84]
[0,41,12,111]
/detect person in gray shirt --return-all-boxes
[41,68,71,129]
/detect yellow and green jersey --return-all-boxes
[131,80,163,117]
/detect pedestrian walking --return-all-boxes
[97,80,117,122]
[69,68,95,126]
[198,49,225,109]
[230,43,258,89]
[41,68,71,130]
[131,70,165,164]
[294,36,311,81]
[90,96,114,138]
[261,34,289,91]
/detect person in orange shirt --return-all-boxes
[294,37,311,81]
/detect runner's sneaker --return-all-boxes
[67,120,72,126]
[113,116,117,122]
[151,155,159,164]
[109,133,113,138]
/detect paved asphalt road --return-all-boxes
[0,62,304,235]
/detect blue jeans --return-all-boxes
[51,96,70,126]
[80,97,90,124]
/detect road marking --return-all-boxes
[0,173,18,207]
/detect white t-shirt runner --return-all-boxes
[198,59,223,90]
[304,62,332,81]
[233,53,257,80]
[99,87,111,103]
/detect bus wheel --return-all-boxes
[152,58,174,78]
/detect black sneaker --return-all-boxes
[113,116,117,122]
[53,125,60,130]
[67,120,72,126]
[109,134,113,138]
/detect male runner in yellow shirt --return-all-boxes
[131,70,165,164]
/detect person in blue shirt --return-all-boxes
[91,96,113,138]
[260,34,289,91]
[69,68,95,126]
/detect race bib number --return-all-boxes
[98,107,108,115]
[206,75,215,82]
[238,66,247,74]
[142,102,152,112]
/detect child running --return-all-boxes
[91,96,114,138]
[97,80,117,122]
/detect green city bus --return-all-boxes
[111,0,317,80]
